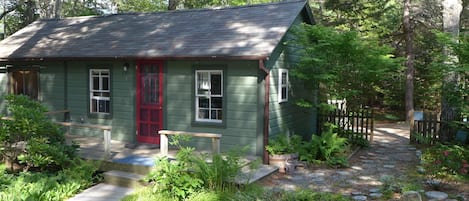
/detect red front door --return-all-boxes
[136,61,163,144]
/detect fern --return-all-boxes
[300,125,349,167]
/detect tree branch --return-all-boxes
[0,4,19,21]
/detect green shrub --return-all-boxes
[421,143,469,179]
[279,189,350,201]
[299,125,349,167]
[187,190,221,201]
[266,134,302,155]
[0,160,98,201]
[121,187,170,201]
[336,127,370,148]
[145,147,204,200]
[413,132,434,145]
[123,185,351,201]
[192,150,243,191]
[145,135,247,200]
[0,95,78,172]
[347,137,370,148]
[379,175,423,199]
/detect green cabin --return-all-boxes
[0,0,316,161]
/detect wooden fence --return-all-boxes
[411,112,468,145]
[319,103,374,141]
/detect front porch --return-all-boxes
[66,134,176,162]
[65,134,278,187]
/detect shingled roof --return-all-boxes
[0,0,311,61]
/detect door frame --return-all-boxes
[136,60,164,144]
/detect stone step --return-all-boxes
[97,160,153,175]
[234,164,278,185]
[103,170,146,188]
[67,183,135,201]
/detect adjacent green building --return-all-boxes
[0,0,316,162]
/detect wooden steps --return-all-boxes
[103,170,145,188]
[235,164,278,185]
[93,155,278,189]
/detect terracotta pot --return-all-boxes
[269,153,298,173]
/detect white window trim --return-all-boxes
[278,68,288,103]
[195,70,223,123]
[89,69,110,114]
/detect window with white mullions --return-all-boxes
[278,69,288,103]
[195,70,223,122]
[90,69,110,114]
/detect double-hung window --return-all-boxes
[278,69,288,103]
[90,69,110,114]
[195,70,223,123]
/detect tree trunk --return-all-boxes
[440,0,463,142]
[54,0,62,18]
[23,0,37,25]
[403,0,415,125]
[168,0,180,10]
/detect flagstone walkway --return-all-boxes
[259,123,467,200]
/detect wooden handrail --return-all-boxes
[158,130,221,138]
[158,130,222,157]
[55,122,111,130]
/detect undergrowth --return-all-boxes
[0,160,99,201]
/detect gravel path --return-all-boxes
[259,123,424,198]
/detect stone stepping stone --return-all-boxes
[291,175,305,182]
[424,191,448,200]
[378,156,390,160]
[309,172,325,177]
[363,163,378,168]
[375,150,386,154]
[352,195,367,201]
[336,170,351,176]
[369,193,383,199]
[383,164,395,168]
[358,175,374,180]
[369,188,380,193]
[311,176,325,183]
[347,179,359,185]
[279,183,297,191]
[351,191,364,196]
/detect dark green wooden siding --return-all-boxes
[0,61,137,142]
[165,60,260,155]
[265,12,317,140]
[40,62,66,119]
[65,61,136,142]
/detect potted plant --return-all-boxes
[266,134,301,173]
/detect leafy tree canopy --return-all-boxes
[292,24,402,109]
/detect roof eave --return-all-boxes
[0,55,269,62]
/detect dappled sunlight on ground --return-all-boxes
[259,123,421,197]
